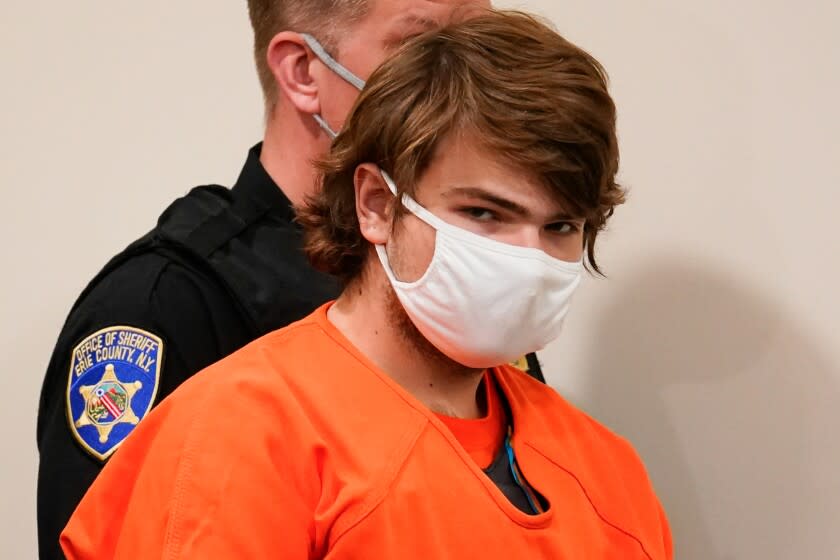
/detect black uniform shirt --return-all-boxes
[35,143,545,559]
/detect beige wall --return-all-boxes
[1,1,837,558]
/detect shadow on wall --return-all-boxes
[578,256,840,560]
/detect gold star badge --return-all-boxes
[74,364,142,445]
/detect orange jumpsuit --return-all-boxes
[61,304,672,559]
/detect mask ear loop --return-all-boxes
[312,114,339,139]
[379,169,399,196]
[374,170,406,285]
[374,168,437,289]
[300,33,366,139]
[379,170,453,232]
[300,33,366,90]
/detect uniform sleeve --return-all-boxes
[59,359,315,559]
[36,254,250,560]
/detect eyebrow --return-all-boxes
[445,186,529,216]
[445,186,582,221]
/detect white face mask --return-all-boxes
[376,171,584,369]
[300,33,366,139]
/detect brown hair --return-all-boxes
[299,9,625,284]
[247,0,369,106]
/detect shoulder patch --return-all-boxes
[66,326,163,461]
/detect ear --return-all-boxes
[266,31,320,116]
[355,163,395,245]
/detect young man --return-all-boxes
[36,2,512,558]
[61,10,672,559]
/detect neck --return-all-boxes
[260,104,331,207]
[328,263,487,419]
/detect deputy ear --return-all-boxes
[355,164,394,245]
[266,31,320,115]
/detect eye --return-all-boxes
[460,207,498,222]
[546,221,582,235]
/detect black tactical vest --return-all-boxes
[69,182,340,340]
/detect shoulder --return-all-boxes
[159,184,234,224]
[151,318,332,416]
[175,313,429,461]
[113,320,345,467]
[38,251,244,455]
[155,184,233,241]
[55,226,247,374]
[67,250,234,335]
[498,365,670,557]
[498,365,642,464]
[69,183,236,323]
[196,317,367,413]
[59,320,336,559]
